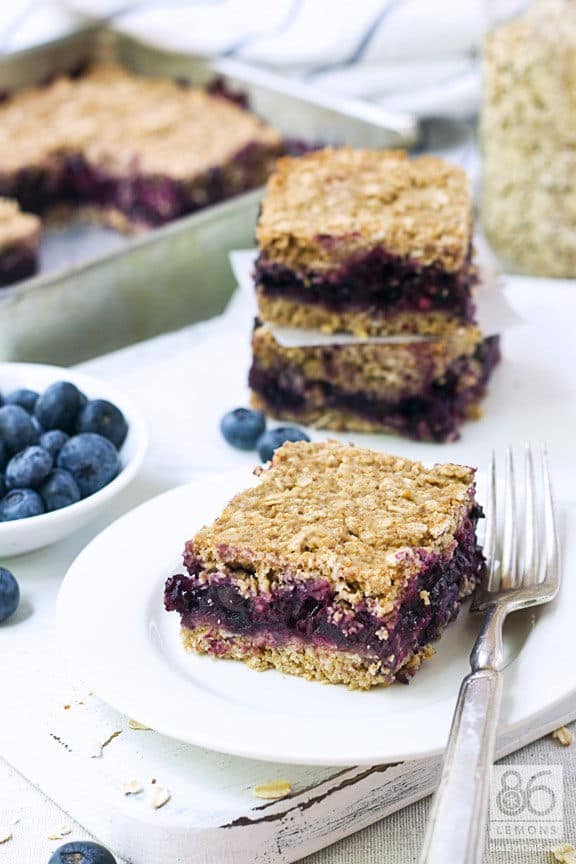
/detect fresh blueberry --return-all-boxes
[39,469,81,512]
[0,567,19,623]
[0,488,45,521]
[0,404,40,453]
[35,381,84,432]
[5,388,39,413]
[5,446,53,490]
[220,407,266,451]
[76,399,128,449]
[40,429,69,460]
[257,427,310,462]
[57,433,120,498]
[48,841,117,864]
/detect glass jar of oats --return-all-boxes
[481,0,576,276]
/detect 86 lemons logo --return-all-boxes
[490,766,563,844]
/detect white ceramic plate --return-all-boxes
[57,468,573,766]
[0,363,148,556]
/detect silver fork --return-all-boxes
[419,444,561,864]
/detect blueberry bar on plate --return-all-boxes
[0,64,282,228]
[255,148,477,337]
[0,198,40,286]
[249,324,500,442]
[164,440,485,689]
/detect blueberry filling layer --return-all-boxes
[249,335,500,443]
[255,246,477,321]
[0,242,38,286]
[165,507,484,678]
[0,141,276,226]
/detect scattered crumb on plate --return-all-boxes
[551,843,576,863]
[253,780,292,800]
[48,826,71,841]
[149,785,171,810]
[128,719,151,731]
[552,726,574,746]
[121,779,143,796]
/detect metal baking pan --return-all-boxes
[0,27,417,365]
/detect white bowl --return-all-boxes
[0,363,148,556]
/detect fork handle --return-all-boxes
[419,667,503,864]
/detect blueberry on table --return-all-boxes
[57,433,120,498]
[40,429,69,460]
[257,427,310,463]
[0,567,19,623]
[220,408,266,450]
[5,445,53,490]
[40,469,81,512]
[76,399,128,449]
[0,404,40,453]
[35,381,85,432]
[0,488,45,521]
[5,388,39,414]
[48,841,117,864]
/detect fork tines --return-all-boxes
[483,444,560,597]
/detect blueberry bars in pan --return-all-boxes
[0,63,282,228]
[164,440,485,689]
[249,324,500,443]
[0,198,40,286]
[255,148,477,338]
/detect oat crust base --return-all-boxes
[256,291,469,338]
[182,625,436,690]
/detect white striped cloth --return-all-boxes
[0,0,498,116]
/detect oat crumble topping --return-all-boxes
[191,440,476,598]
[256,147,472,272]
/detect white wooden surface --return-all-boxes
[2,277,576,863]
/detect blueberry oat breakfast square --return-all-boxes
[249,323,500,442]
[255,147,477,338]
[0,198,40,286]
[164,440,485,690]
[0,63,282,228]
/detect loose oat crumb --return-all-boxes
[121,779,143,796]
[128,719,151,731]
[552,726,574,747]
[0,832,12,845]
[48,825,72,841]
[63,704,71,710]
[149,785,171,810]
[551,843,576,863]
[253,780,292,800]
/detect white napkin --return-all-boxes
[61,0,487,117]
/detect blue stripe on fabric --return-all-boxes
[306,0,407,77]
[222,0,305,57]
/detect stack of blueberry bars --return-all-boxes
[248,147,500,442]
[165,439,485,688]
